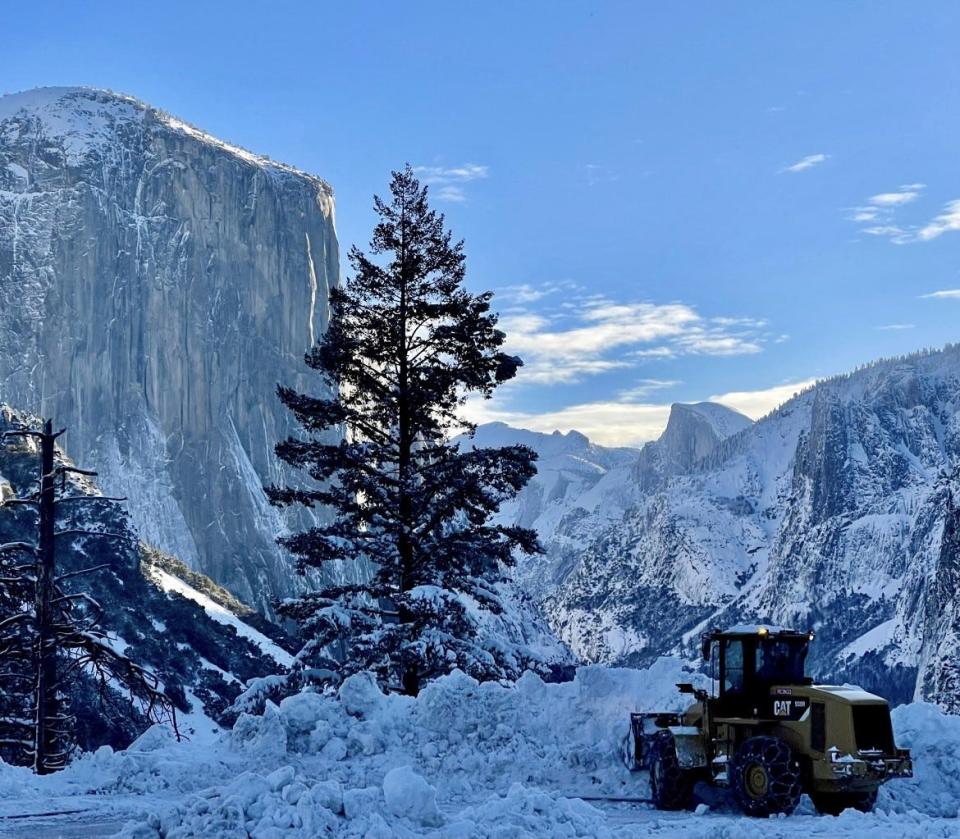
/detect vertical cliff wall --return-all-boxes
[0,87,338,610]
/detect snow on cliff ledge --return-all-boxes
[0,86,330,190]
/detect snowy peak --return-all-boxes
[0,87,143,166]
[532,344,960,711]
[463,423,639,598]
[674,401,753,439]
[0,86,331,190]
[660,401,751,454]
[469,422,636,468]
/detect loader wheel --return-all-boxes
[649,731,695,811]
[811,790,877,816]
[730,736,802,817]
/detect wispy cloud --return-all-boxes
[847,185,960,244]
[494,280,580,306]
[461,378,814,446]
[869,189,921,207]
[876,323,915,330]
[920,288,960,300]
[781,153,829,174]
[709,379,816,421]
[847,184,922,243]
[493,285,772,385]
[413,163,489,202]
[617,379,682,401]
[847,184,926,230]
[584,163,618,186]
[918,199,960,241]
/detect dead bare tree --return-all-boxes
[0,419,179,774]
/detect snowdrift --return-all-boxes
[1,660,957,838]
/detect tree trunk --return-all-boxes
[34,419,58,774]
[396,198,419,697]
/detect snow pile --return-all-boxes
[879,702,960,817]
[117,659,697,837]
[6,660,958,837]
[383,765,441,826]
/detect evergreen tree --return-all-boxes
[269,166,542,695]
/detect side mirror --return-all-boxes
[676,682,695,694]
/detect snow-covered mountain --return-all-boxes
[489,347,960,711]
[0,404,295,750]
[465,423,640,598]
[0,87,338,610]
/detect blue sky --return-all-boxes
[4,2,960,444]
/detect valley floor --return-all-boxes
[1,660,957,839]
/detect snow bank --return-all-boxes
[879,702,960,817]
[119,659,699,837]
[9,660,956,838]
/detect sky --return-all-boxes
[3,2,960,445]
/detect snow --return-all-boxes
[0,86,332,191]
[383,766,442,826]
[677,402,753,439]
[4,162,27,180]
[530,343,960,709]
[144,565,295,667]
[0,87,144,165]
[839,618,898,659]
[1,659,955,838]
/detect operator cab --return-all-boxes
[701,624,813,717]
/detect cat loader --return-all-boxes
[624,624,913,816]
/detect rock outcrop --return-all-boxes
[0,87,338,609]
[631,402,751,490]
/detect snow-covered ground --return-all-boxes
[0,659,957,838]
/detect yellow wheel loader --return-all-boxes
[624,625,913,816]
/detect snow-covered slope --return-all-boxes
[0,86,338,610]
[528,346,960,711]
[0,405,295,750]
[467,406,750,607]
[464,423,640,598]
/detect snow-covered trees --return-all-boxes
[269,166,543,695]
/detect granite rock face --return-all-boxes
[0,87,338,609]
[631,401,751,490]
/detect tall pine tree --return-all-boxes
[268,166,543,695]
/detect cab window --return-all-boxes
[723,639,744,695]
[756,639,806,683]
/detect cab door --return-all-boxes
[717,637,753,717]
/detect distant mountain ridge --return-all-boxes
[484,344,960,711]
